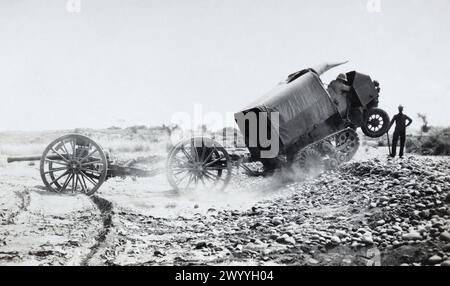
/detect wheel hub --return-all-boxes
[68,160,81,171]
[192,162,204,174]
[369,118,380,128]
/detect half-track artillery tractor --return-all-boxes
[234,65,390,172]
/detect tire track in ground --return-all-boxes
[16,189,31,211]
[0,184,30,225]
[80,195,114,266]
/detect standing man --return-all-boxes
[389,105,413,158]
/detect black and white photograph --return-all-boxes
[0,0,450,274]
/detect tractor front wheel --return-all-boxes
[361,108,390,138]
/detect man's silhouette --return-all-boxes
[389,105,412,158]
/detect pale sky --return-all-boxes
[0,0,449,131]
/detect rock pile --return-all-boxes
[195,156,450,265]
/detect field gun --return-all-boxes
[7,134,165,195]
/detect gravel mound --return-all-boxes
[162,156,450,265]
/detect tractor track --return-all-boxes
[80,195,114,266]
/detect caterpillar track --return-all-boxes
[293,128,360,172]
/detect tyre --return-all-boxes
[361,108,390,138]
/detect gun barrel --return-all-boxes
[7,154,60,163]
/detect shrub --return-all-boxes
[406,127,450,156]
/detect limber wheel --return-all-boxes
[166,137,232,192]
[40,134,108,196]
[361,108,390,138]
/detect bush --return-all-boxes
[406,127,450,156]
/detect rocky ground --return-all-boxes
[1,147,449,266]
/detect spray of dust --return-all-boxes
[170,159,327,216]
[124,135,328,218]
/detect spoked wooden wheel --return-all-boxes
[39,134,108,196]
[166,137,232,192]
